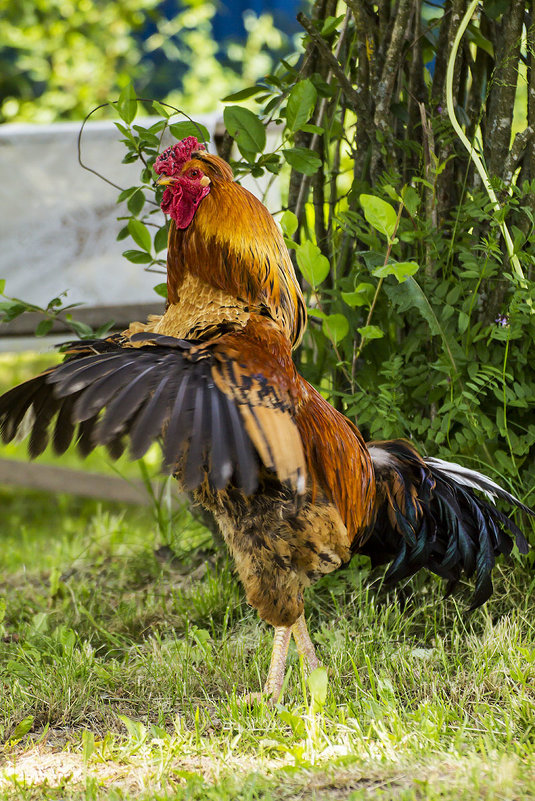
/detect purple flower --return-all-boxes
[495,314,509,327]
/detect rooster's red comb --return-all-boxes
[154,136,206,177]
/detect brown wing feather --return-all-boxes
[294,381,376,545]
[211,319,307,495]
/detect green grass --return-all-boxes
[1,486,534,800]
[1,355,535,799]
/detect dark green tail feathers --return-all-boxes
[366,441,533,608]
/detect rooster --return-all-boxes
[0,136,532,702]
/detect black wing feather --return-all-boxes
[95,364,159,443]
[208,388,233,490]
[128,374,174,459]
[223,396,258,495]
[49,354,124,392]
[28,390,63,458]
[53,394,79,455]
[0,377,47,443]
[183,379,208,491]
[77,416,99,457]
[0,334,300,495]
[162,371,194,472]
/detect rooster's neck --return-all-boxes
[165,182,307,348]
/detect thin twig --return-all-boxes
[353,201,404,365]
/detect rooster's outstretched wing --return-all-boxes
[0,328,306,497]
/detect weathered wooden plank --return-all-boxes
[1,302,164,338]
[0,458,169,505]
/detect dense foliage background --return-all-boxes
[1,0,534,514]
[0,0,292,122]
[106,0,535,512]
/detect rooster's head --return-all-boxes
[154,136,233,229]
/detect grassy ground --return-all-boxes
[1,355,535,799]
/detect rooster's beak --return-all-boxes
[155,176,177,187]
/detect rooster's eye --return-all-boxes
[190,170,199,178]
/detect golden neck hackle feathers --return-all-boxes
[165,154,307,348]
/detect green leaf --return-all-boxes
[152,101,171,118]
[223,106,266,156]
[95,320,115,338]
[321,14,345,36]
[147,120,167,134]
[278,709,306,738]
[300,123,324,134]
[342,283,375,307]
[286,79,317,132]
[322,313,349,344]
[282,148,321,176]
[401,186,420,217]
[296,241,330,288]
[117,83,137,125]
[222,86,265,102]
[373,261,420,283]
[458,310,469,334]
[12,716,34,739]
[117,186,137,203]
[154,225,169,253]
[0,279,5,295]
[82,730,95,765]
[357,325,384,340]
[280,210,298,236]
[307,667,328,713]
[133,126,160,147]
[128,220,152,253]
[153,283,168,298]
[169,121,210,143]
[118,714,147,743]
[483,0,509,19]
[127,189,145,215]
[0,301,26,322]
[122,249,153,264]
[388,277,463,373]
[383,184,400,203]
[35,319,53,337]
[360,194,397,240]
[466,23,494,57]
[307,307,326,320]
[66,317,94,339]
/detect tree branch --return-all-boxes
[296,12,361,108]
[502,126,534,186]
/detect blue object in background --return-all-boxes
[212,0,301,41]
[139,0,302,98]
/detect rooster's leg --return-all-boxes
[292,613,320,673]
[263,625,292,701]
[238,625,291,705]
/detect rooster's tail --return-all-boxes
[364,440,533,607]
